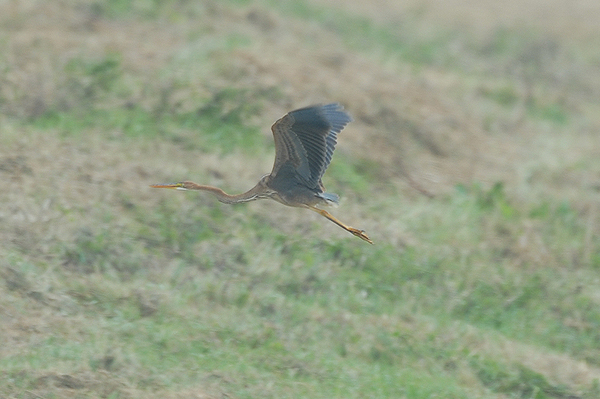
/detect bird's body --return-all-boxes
[151,103,372,244]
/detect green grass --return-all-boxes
[527,100,570,124]
[264,0,460,67]
[481,85,520,107]
[1,0,600,398]
[30,88,269,153]
[470,356,573,399]
[91,0,197,19]
[4,177,599,397]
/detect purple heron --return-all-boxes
[151,103,372,244]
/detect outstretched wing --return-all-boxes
[270,103,352,188]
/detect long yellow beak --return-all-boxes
[150,182,186,190]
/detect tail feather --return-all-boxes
[318,192,339,206]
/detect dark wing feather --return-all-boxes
[270,103,352,188]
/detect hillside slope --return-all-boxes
[1,1,599,398]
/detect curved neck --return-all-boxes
[181,181,269,204]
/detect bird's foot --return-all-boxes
[348,227,373,244]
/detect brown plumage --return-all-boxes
[151,103,372,244]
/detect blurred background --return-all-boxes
[1,0,599,398]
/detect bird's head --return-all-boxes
[150,181,191,190]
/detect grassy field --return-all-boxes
[1,0,600,398]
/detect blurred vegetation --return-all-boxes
[1,0,600,398]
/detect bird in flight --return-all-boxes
[151,103,372,244]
